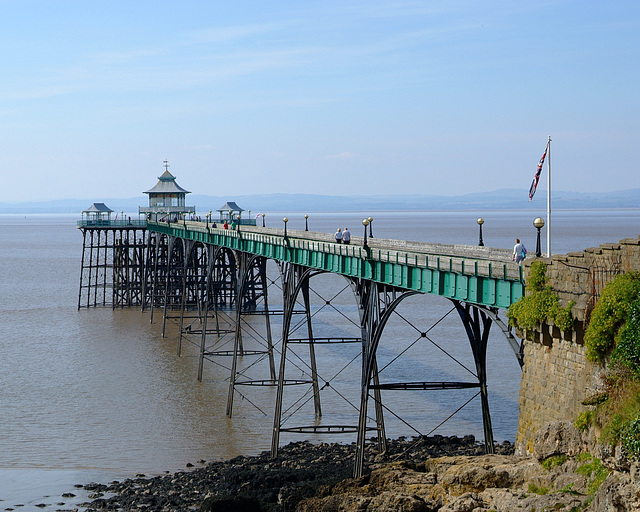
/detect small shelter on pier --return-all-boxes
[217,201,244,221]
[139,161,196,219]
[81,202,113,226]
[214,202,256,226]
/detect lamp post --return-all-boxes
[368,217,373,238]
[237,213,241,232]
[477,218,484,246]
[283,217,288,238]
[206,212,210,228]
[304,214,309,231]
[534,217,545,257]
[362,218,369,248]
[262,213,265,227]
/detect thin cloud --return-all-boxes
[187,21,296,44]
[324,152,356,161]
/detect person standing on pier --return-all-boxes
[335,228,342,244]
[512,238,527,263]
[342,227,351,245]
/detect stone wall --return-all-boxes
[515,235,640,455]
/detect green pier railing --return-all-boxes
[148,220,524,309]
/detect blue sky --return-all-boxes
[1,0,638,202]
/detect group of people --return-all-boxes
[334,227,351,244]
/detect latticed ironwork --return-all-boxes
[79,219,526,478]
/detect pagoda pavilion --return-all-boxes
[139,161,195,219]
[80,202,113,226]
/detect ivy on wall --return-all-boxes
[584,272,640,363]
[579,272,640,457]
[507,260,574,332]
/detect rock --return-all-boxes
[200,495,261,512]
[297,454,595,512]
[533,420,582,460]
[589,471,640,512]
[73,433,640,512]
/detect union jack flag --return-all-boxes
[529,140,550,201]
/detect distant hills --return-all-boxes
[1,189,639,214]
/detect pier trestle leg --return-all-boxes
[226,253,275,417]
[271,264,324,457]
[161,236,186,338]
[352,280,418,478]
[452,300,495,454]
[177,241,208,356]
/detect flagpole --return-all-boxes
[546,135,551,257]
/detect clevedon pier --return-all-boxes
[77,167,525,477]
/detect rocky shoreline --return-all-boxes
[56,425,640,511]
[66,435,508,511]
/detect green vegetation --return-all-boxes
[527,482,549,495]
[611,298,640,375]
[578,273,640,457]
[580,364,640,453]
[507,260,575,332]
[558,483,580,495]
[574,411,594,433]
[576,454,609,494]
[541,454,568,470]
[583,272,640,363]
[622,415,640,456]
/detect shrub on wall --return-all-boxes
[507,260,575,332]
[611,297,640,376]
[584,272,640,363]
[622,416,640,458]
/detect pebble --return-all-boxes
[79,435,513,511]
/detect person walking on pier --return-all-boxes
[342,227,351,245]
[512,238,527,263]
[335,228,342,244]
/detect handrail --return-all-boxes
[146,220,524,284]
[77,220,147,228]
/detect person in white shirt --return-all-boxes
[342,228,351,245]
[335,228,342,244]
[513,238,527,263]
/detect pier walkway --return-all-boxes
[149,219,524,309]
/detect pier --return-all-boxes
[77,169,527,477]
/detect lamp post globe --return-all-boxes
[368,216,374,237]
[534,217,545,257]
[362,218,369,248]
[477,218,485,246]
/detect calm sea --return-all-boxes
[1,209,639,509]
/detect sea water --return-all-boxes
[1,209,638,510]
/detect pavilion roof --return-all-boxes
[217,201,244,213]
[144,170,190,195]
[82,202,113,213]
